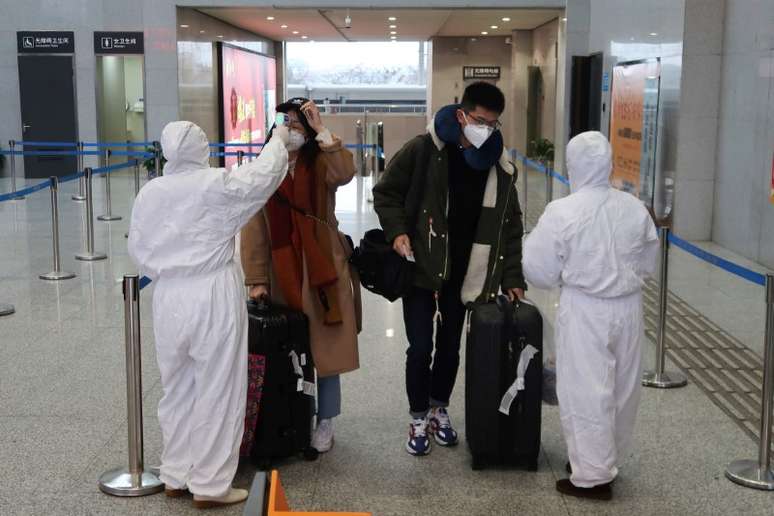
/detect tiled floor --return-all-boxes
[1,171,773,515]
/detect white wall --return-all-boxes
[712,0,774,268]
[533,19,559,144]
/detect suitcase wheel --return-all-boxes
[303,447,320,461]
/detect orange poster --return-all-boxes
[770,152,774,204]
[609,59,661,203]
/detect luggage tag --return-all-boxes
[302,381,316,397]
[300,353,307,367]
[498,344,539,415]
[289,351,305,392]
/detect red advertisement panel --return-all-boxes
[220,44,276,169]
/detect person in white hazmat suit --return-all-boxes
[522,131,659,501]
[127,121,289,508]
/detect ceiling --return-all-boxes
[195,8,563,42]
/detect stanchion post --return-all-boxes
[725,274,774,490]
[355,120,365,176]
[40,176,76,281]
[9,140,25,200]
[544,161,554,204]
[0,303,15,316]
[642,227,688,388]
[98,149,122,222]
[237,150,244,166]
[153,141,162,177]
[76,167,107,261]
[133,159,140,196]
[99,275,164,497]
[522,156,529,233]
[73,141,86,201]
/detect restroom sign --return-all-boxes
[93,31,144,54]
[17,31,74,53]
[463,66,501,80]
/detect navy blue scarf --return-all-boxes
[433,104,503,171]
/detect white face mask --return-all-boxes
[287,129,307,152]
[463,114,495,149]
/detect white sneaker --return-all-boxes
[192,487,249,509]
[312,418,335,453]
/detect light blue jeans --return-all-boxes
[317,374,341,420]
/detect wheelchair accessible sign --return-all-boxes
[17,31,74,53]
[94,31,144,54]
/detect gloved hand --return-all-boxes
[273,125,290,147]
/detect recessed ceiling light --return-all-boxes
[217,35,223,38]
[649,32,658,36]
[266,16,275,21]
[390,35,397,39]
[292,30,299,34]
[179,24,189,28]
[502,17,511,22]
[470,37,477,42]
[280,24,288,29]
[199,30,206,34]
[388,16,397,21]
[301,35,308,39]
[562,17,567,21]
[391,39,397,43]
[389,24,397,29]
[481,31,488,35]
[491,25,499,29]
[390,31,397,35]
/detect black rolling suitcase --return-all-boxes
[243,298,319,468]
[465,296,543,471]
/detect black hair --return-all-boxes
[265,96,320,166]
[461,81,505,114]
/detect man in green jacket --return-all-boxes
[373,82,526,456]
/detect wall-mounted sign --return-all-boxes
[609,58,661,207]
[93,32,144,54]
[463,66,501,80]
[17,31,74,53]
[770,151,774,205]
[602,72,610,92]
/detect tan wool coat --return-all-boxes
[240,135,361,377]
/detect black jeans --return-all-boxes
[402,282,467,418]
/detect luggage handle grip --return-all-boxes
[247,294,271,312]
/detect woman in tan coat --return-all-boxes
[240,98,360,453]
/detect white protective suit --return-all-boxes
[127,121,288,497]
[522,131,659,487]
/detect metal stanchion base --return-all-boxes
[0,303,15,316]
[725,460,774,490]
[642,370,688,388]
[72,194,86,202]
[98,467,164,497]
[10,195,26,201]
[39,271,76,281]
[75,252,108,261]
[97,215,122,221]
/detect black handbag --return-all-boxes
[354,134,433,302]
[349,228,415,302]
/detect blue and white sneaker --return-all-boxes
[428,407,459,446]
[405,417,431,456]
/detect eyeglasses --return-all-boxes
[465,111,502,130]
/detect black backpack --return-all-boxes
[350,134,433,302]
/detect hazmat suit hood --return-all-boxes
[160,121,211,176]
[566,131,612,193]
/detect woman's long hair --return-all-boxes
[265,97,321,168]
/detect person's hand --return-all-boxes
[393,234,413,258]
[506,288,525,302]
[300,101,325,133]
[274,125,290,147]
[249,284,269,300]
